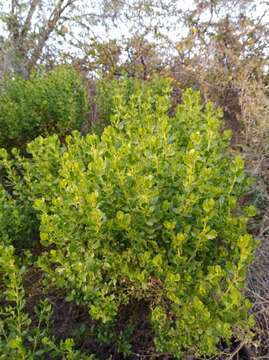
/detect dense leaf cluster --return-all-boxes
[0,79,256,358]
[0,66,88,148]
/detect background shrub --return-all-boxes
[0,79,256,358]
[0,66,89,148]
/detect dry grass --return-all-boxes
[246,154,269,359]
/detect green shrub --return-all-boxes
[92,76,170,134]
[0,66,89,148]
[0,244,95,359]
[0,80,256,358]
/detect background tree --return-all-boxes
[0,0,181,78]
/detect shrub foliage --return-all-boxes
[0,79,256,358]
[0,66,88,148]
[0,244,95,359]
[92,76,168,134]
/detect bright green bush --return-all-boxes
[0,80,256,358]
[0,66,89,148]
[92,76,169,134]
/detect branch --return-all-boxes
[28,0,76,69]
[20,0,40,39]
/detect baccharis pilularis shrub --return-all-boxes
[0,78,256,358]
[0,66,88,148]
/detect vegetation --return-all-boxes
[0,0,268,358]
[0,244,95,359]
[0,79,257,358]
[0,66,88,148]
